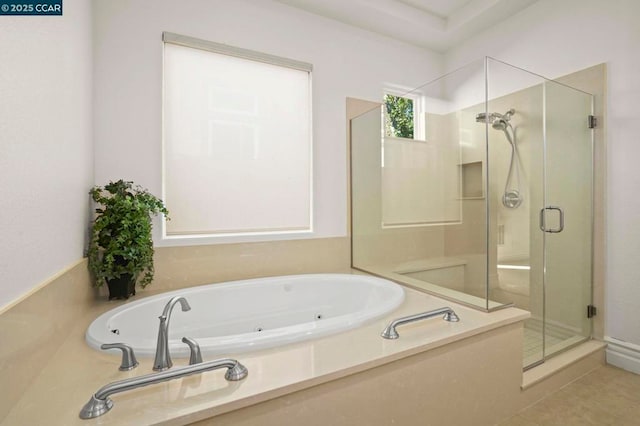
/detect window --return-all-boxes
[383,91,424,140]
[162,33,313,239]
[384,93,414,138]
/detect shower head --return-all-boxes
[475,109,515,126]
[475,109,515,147]
[476,108,521,209]
[492,119,508,130]
[475,112,499,123]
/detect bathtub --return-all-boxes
[86,273,404,357]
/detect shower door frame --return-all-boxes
[524,77,595,371]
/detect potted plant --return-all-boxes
[88,180,169,300]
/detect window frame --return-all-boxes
[161,32,314,244]
[382,88,425,142]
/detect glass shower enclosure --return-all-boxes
[350,57,594,369]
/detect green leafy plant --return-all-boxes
[88,180,169,289]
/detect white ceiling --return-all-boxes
[275,0,539,52]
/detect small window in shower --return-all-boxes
[383,92,424,140]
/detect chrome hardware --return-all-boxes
[539,206,565,233]
[503,190,523,209]
[79,358,248,419]
[181,337,203,365]
[153,296,191,371]
[381,307,460,340]
[100,343,139,371]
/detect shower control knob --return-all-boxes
[503,190,523,209]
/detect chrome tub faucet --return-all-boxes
[153,296,191,371]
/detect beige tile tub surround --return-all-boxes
[152,237,351,292]
[203,336,605,426]
[196,323,525,426]
[4,282,532,425]
[0,259,95,422]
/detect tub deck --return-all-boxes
[3,281,529,425]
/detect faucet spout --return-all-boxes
[161,296,191,317]
[153,296,191,371]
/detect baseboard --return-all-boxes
[605,336,640,374]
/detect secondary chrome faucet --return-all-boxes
[153,296,191,371]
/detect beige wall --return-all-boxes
[382,113,461,226]
[350,105,446,268]
[466,84,544,312]
[152,237,351,293]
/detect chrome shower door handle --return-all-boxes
[539,206,564,233]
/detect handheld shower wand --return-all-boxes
[475,109,522,208]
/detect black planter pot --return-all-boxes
[107,274,136,300]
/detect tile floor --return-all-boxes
[499,364,640,425]
[523,323,569,364]
[522,320,586,369]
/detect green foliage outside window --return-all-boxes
[384,94,414,139]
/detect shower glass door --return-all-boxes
[351,57,594,370]
[485,58,594,369]
[541,80,593,362]
[486,58,547,367]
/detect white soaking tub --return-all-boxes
[86,274,404,357]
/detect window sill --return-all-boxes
[157,229,316,247]
[384,135,428,143]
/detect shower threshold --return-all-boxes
[523,319,590,369]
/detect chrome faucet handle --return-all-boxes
[101,343,139,371]
[181,337,203,365]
